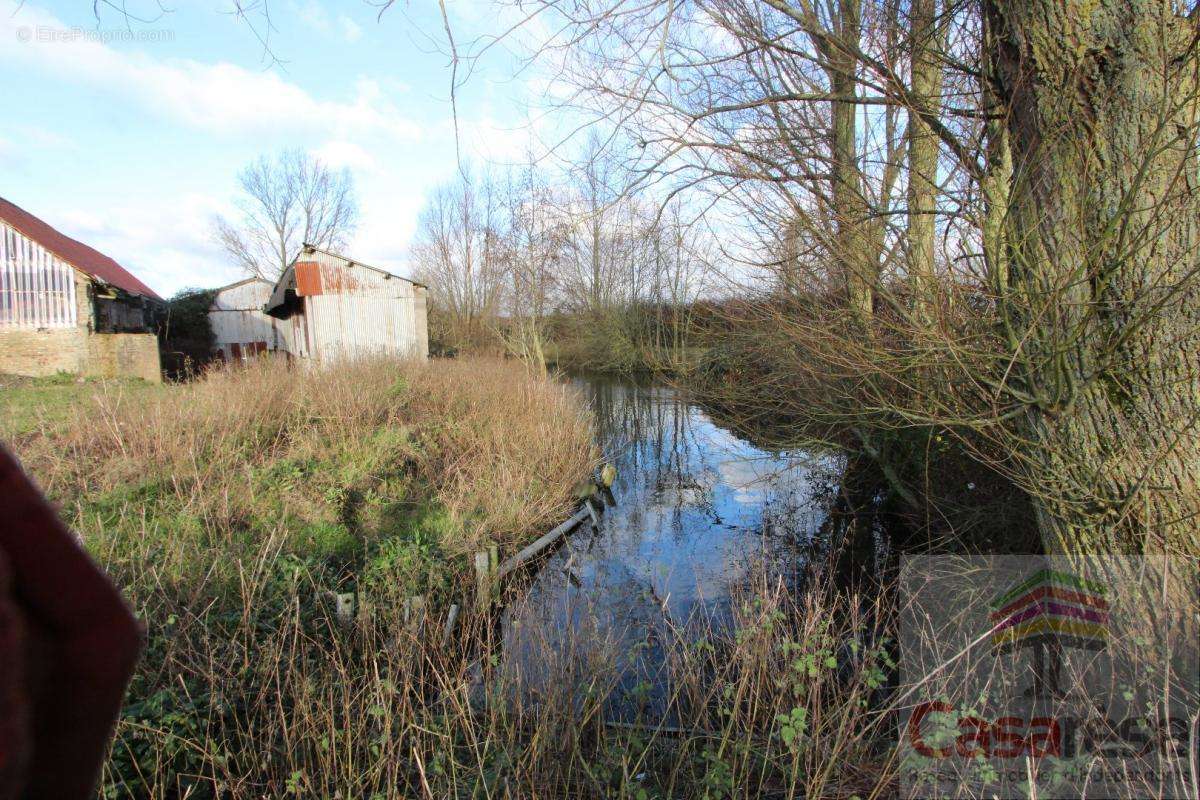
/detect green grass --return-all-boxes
[0,372,162,438]
[9,357,604,798]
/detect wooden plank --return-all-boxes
[334,591,355,626]
[496,505,592,581]
[66,259,77,326]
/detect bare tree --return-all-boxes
[410,167,509,350]
[489,0,1200,554]
[499,155,569,375]
[213,149,359,280]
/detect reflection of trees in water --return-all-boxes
[504,375,838,724]
[589,374,834,542]
[585,377,725,533]
[502,556,677,723]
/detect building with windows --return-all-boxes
[0,197,162,381]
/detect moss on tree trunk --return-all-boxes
[990,0,1200,552]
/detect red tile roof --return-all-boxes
[0,197,162,300]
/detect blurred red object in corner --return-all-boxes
[0,445,142,800]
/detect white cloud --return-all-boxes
[295,0,330,34]
[49,193,241,297]
[311,140,375,170]
[0,137,24,173]
[294,0,363,43]
[339,16,363,43]
[0,4,422,142]
[14,124,77,151]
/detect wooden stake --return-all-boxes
[442,603,460,647]
[334,591,355,626]
[474,551,492,610]
[496,505,591,581]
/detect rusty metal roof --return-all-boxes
[263,245,424,317]
[299,244,425,288]
[0,196,162,300]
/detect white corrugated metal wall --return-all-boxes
[0,221,78,328]
[297,249,427,363]
[209,279,293,360]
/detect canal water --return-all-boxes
[499,375,842,722]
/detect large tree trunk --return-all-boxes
[980,9,1012,299]
[827,0,874,319]
[906,0,942,305]
[989,0,1200,552]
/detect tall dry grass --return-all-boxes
[6,357,603,796]
[10,358,1191,799]
[103,555,900,799]
[18,357,596,558]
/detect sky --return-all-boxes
[0,0,545,297]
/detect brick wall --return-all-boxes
[85,334,161,383]
[0,327,90,377]
[0,329,161,382]
[76,269,95,328]
[1,270,161,382]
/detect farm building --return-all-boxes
[208,277,293,362]
[0,197,162,381]
[262,245,428,363]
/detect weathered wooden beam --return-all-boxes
[496,505,592,581]
[604,719,721,738]
[405,594,425,627]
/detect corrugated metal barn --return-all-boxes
[208,278,293,362]
[263,245,429,363]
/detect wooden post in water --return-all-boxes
[600,463,617,489]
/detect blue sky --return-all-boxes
[0,0,544,296]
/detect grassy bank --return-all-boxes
[1,372,163,439]
[432,306,712,377]
[4,360,907,799]
[6,358,597,797]
[6,360,1191,799]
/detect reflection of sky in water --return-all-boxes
[501,377,840,721]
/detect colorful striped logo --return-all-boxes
[989,568,1108,654]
